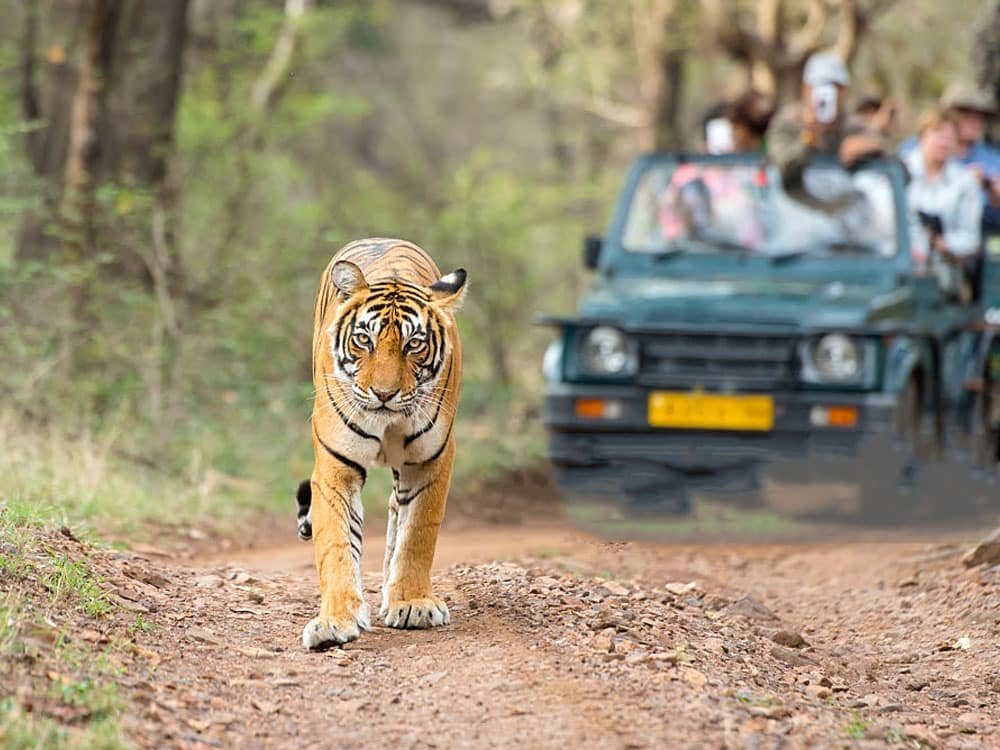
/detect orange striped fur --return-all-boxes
[299,238,466,650]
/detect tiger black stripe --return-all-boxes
[313,426,367,482]
[326,382,381,443]
[396,483,429,506]
[404,422,453,467]
[404,358,453,447]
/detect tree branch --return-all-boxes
[250,0,314,114]
[788,0,830,58]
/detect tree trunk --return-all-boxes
[16,0,191,275]
[634,0,685,151]
[60,0,120,258]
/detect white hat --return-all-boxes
[803,52,849,88]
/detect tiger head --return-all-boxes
[328,260,466,417]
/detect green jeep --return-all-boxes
[541,152,1000,519]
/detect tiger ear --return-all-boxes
[331,261,368,299]
[428,268,467,310]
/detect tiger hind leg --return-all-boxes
[382,439,454,629]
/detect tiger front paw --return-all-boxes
[302,603,370,650]
[383,596,450,629]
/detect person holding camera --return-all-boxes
[766,51,884,207]
[899,82,1000,240]
[904,109,983,300]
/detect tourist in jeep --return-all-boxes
[904,109,983,300]
[766,51,884,207]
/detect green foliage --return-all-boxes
[0,697,126,750]
[842,713,870,740]
[0,506,125,749]
[43,559,112,618]
[0,0,983,535]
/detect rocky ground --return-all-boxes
[4,519,999,749]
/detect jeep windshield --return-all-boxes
[620,159,899,259]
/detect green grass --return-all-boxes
[127,615,155,636]
[0,411,287,538]
[842,713,870,740]
[0,499,127,749]
[43,559,113,618]
[0,697,127,750]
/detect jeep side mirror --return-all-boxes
[583,234,603,270]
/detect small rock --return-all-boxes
[246,591,264,604]
[194,575,225,589]
[602,581,631,597]
[131,542,171,558]
[114,595,151,613]
[592,630,615,653]
[748,704,789,719]
[649,651,679,666]
[59,526,80,542]
[770,645,816,667]
[957,711,987,732]
[682,667,707,689]
[771,630,808,648]
[252,699,279,714]
[805,684,831,700]
[725,594,779,622]
[664,581,698,596]
[961,528,1000,568]
[589,610,627,631]
[613,639,638,655]
[423,671,447,685]
[878,703,905,713]
[906,679,929,692]
[900,725,938,746]
[699,637,726,655]
[140,571,171,589]
[188,626,225,646]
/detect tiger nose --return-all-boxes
[372,388,399,403]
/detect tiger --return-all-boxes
[296,238,466,650]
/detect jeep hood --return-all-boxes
[578,276,908,330]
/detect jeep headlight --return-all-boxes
[799,334,876,386]
[580,326,636,375]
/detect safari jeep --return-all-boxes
[541,152,1000,519]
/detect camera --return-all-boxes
[811,83,839,124]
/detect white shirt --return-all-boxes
[904,150,983,260]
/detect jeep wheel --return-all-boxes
[856,378,923,525]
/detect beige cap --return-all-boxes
[940,80,997,115]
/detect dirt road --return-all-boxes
[67,515,995,750]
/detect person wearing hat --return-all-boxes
[900,81,1000,237]
[766,51,885,207]
[944,82,1000,238]
[904,109,983,300]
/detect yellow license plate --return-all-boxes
[648,392,774,431]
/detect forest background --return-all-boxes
[0,0,995,532]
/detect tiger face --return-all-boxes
[328,260,466,418]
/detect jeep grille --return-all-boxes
[637,332,796,390]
